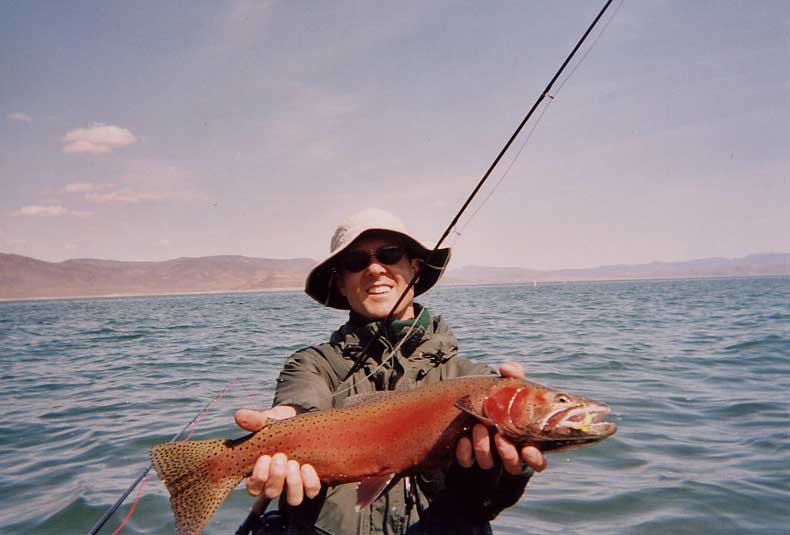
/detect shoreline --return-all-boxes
[0,286,304,303]
[2,274,786,303]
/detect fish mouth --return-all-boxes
[544,403,617,439]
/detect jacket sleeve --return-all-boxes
[441,461,532,522]
[272,347,335,413]
[449,355,498,378]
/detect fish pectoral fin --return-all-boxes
[455,396,497,427]
[355,473,397,512]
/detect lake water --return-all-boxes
[1,277,788,535]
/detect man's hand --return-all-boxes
[455,362,548,475]
[234,405,322,505]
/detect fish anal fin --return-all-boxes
[355,473,396,511]
[455,395,496,427]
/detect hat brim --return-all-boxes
[305,229,451,310]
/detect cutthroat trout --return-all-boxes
[150,376,617,535]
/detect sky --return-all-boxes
[1,1,788,270]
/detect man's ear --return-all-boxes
[411,258,421,280]
[334,270,347,297]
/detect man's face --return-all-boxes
[336,235,420,321]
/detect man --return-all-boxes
[235,208,546,534]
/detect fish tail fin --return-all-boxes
[150,439,244,535]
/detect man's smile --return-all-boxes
[336,235,419,320]
[366,283,393,295]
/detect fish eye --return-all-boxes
[554,393,571,404]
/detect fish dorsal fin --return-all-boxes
[355,473,397,511]
[455,395,497,427]
[342,391,392,408]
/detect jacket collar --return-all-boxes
[332,303,457,365]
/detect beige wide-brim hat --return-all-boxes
[305,208,451,309]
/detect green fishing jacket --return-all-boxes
[271,304,532,535]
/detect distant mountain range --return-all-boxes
[1,252,788,300]
[442,253,790,285]
[0,254,314,299]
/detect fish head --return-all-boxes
[483,379,617,452]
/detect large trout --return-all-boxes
[150,376,617,535]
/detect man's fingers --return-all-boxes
[285,460,304,506]
[264,453,288,499]
[497,363,545,472]
[455,436,474,468]
[472,424,494,470]
[521,445,547,472]
[499,362,525,379]
[494,433,523,475]
[235,409,270,432]
[235,406,297,432]
[247,455,271,496]
[268,405,298,420]
[301,464,322,499]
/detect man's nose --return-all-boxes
[366,259,387,274]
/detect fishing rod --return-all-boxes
[88,381,239,535]
[342,0,617,382]
[91,2,618,531]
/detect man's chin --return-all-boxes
[358,298,407,320]
[355,293,414,321]
[359,305,393,320]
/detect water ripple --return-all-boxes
[0,278,788,534]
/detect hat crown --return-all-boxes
[329,208,408,253]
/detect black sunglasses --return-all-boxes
[339,245,406,273]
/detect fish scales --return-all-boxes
[203,376,496,484]
[150,375,616,535]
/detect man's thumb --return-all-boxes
[234,408,269,431]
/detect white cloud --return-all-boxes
[62,161,195,206]
[71,210,95,218]
[63,181,104,193]
[8,112,32,122]
[13,205,94,217]
[62,123,137,154]
[14,205,68,217]
[114,159,205,205]
[85,189,163,204]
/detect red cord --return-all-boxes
[110,473,150,535]
[111,377,265,533]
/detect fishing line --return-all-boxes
[109,474,150,535]
[450,98,554,245]
[452,0,624,243]
[331,305,427,399]
[342,0,617,382]
[88,377,263,535]
[554,0,623,96]
[92,2,619,531]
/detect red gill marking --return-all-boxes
[483,384,521,426]
[509,387,535,429]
